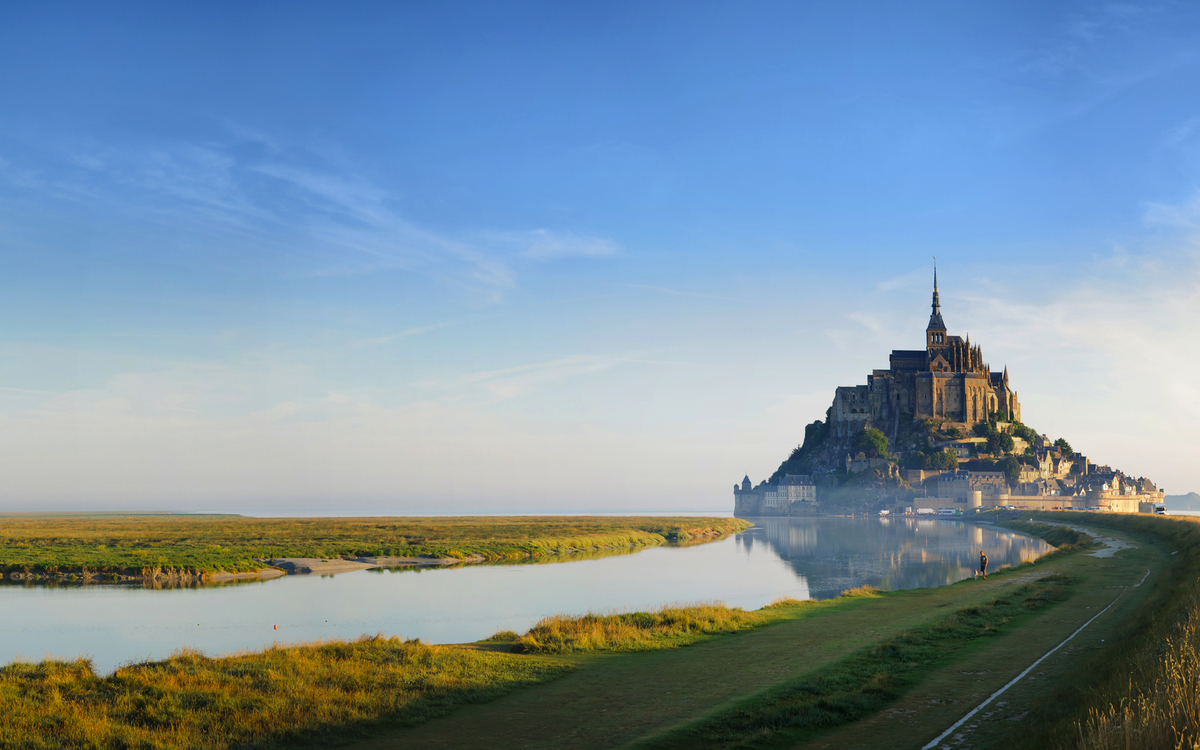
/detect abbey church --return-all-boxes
[831,270,1020,444]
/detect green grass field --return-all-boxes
[0,514,751,576]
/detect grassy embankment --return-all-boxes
[0,515,751,579]
[635,573,1078,749]
[742,512,1200,750]
[0,636,571,749]
[0,603,777,749]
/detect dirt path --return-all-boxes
[345,567,1076,750]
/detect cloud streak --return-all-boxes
[513,229,619,260]
[0,131,622,298]
[624,284,742,302]
[351,321,457,348]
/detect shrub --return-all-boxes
[853,428,889,459]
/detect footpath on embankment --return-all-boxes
[346,519,1162,750]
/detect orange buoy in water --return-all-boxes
[274,624,278,630]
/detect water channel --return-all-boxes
[0,517,1052,673]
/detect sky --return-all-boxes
[2,2,1200,512]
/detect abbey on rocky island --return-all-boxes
[832,268,1020,445]
[733,268,1165,516]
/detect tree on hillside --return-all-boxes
[1054,438,1074,457]
[1011,422,1038,442]
[972,422,991,438]
[987,431,1015,456]
[853,427,889,458]
[929,450,958,470]
[1001,456,1021,486]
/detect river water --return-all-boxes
[0,517,1051,673]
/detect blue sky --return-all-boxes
[2,2,1200,510]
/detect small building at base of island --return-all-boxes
[734,474,817,515]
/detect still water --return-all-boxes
[0,517,1050,673]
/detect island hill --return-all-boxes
[735,270,1166,516]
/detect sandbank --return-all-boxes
[263,555,484,575]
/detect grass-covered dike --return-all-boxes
[634,574,1075,749]
[0,514,752,580]
[0,592,876,749]
[1009,511,1200,749]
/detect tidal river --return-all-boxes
[0,517,1050,673]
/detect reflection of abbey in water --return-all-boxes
[741,517,1051,599]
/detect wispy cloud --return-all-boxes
[414,353,637,401]
[351,321,457,348]
[0,385,59,395]
[0,130,624,298]
[1160,115,1200,150]
[624,284,742,302]
[465,354,626,400]
[515,229,619,259]
[877,266,933,291]
[1145,190,1200,228]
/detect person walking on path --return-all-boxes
[979,551,988,579]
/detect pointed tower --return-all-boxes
[926,263,947,350]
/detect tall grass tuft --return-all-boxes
[1078,601,1200,749]
[839,585,880,598]
[514,602,764,654]
[764,596,811,608]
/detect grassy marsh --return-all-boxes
[0,514,751,578]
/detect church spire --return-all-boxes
[932,260,940,312]
[926,260,946,340]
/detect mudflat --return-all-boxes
[265,555,482,575]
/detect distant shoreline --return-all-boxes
[1,515,752,586]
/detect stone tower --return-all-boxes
[926,264,946,349]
